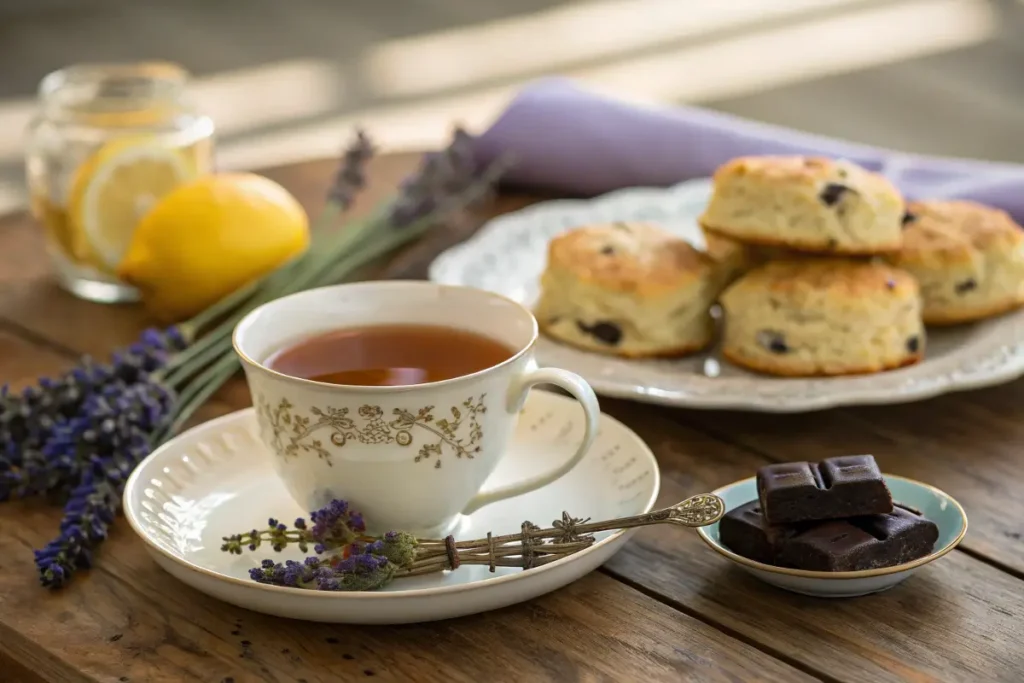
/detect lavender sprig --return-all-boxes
[247,533,417,591]
[223,497,601,593]
[220,499,367,555]
[34,381,175,587]
[327,129,375,208]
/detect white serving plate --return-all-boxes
[429,179,1024,412]
[123,390,660,624]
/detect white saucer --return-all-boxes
[123,389,660,624]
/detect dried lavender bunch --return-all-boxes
[0,327,185,502]
[223,499,599,592]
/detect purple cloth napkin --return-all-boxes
[472,78,1024,223]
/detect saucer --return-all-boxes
[696,475,967,598]
[123,389,660,624]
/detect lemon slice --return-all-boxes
[69,138,197,271]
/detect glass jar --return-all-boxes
[25,62,215,303]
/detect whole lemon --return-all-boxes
[119,173,309,322]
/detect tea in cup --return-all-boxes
[233,281,600,536]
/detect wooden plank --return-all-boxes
[0,328,72,389]
[664,383,1024,576]
[0,503,814,683]
[597,397,1024,683]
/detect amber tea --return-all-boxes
[266,324,516,387]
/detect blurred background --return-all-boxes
[1,0,1022,214]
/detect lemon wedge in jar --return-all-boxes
[118,173,310,323]
[68,137,198,272]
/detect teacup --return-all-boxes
[233,281,600,536]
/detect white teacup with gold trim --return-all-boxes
[233,281,600,536]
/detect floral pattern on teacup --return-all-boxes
[255,394,487,468]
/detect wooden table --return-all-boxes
[1,154,1022,683]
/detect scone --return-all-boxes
[700,156,905,254]
[720,259,924,376]
[535,222,718,357]
[701,226,801,288]
[887,200,1024,325]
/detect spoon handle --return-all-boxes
[551,493,726,539]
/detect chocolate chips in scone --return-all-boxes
[818,182,853,207]
[576,320,623,346]
[955,278,978,294]
[757,455,893,525]
[720,501,939,572]
[756,330,789,354]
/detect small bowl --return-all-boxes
[697,474,968,598]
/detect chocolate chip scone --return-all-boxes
[700,156,905,255]
[535,222,719,357]
[700,226,803,289]
[887,200,1024,325]
[720,259,924,376]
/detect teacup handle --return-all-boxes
[461,368,600,516]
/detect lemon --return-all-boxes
[68,137,198,271]
[118,173,310,322]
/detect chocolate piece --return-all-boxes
[600,245,616,255]
[576,320,623,346]
[757,455,893,524]
[776,506,939,571]
[902,211,917,226]
[720,501,939,572]
[718,501,798,565]
[906,336,920,354]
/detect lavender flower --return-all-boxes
[1,327,183,503]
[221,498,367,555]
[34,380,175,588]
[327,129,375,208]
[223,500,420,593]
[248,544,397,592]
[388,126,490,227]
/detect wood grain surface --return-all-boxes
[0,154,1022,683]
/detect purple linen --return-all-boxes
[471,78,1024,222]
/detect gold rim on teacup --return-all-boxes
[696,474,968,580]
[232,280,539,392]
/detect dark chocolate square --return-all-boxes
[775,506,939,571]
[719,501,939,572]
[757,455,893,524]
[717,501,797,565]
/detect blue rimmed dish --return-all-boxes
[697,474,968,598]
